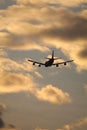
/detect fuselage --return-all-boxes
[45,59,54,67]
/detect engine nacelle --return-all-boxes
[38,64,41,67]
[33,62,35,65]
[64,62,67,65]
[56,64,59,67]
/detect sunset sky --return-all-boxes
[0,0,87,130]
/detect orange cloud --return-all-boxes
[57,117,87,130]
[0,57,37,94]
[0,57,71,105]
[17,0,87,7]
[34,127,48,130]
[1,0,87,71]
[0,49,7,57]
[0,57,35,72]
[0,71,36,94]
[0,103,7,112]
[0,58,71,104]
[34,85,71,104]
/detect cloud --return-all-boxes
[0,57,37,95]
[0,57,35,72]
[17,0,87,7]
[55,0,87,7]
[0,0,16,9]
[0,55,71,104]
[84,85,87,93]
[0,56,71,105]
[0,123,19,130]
[0,1,87,66]
[0,31,48,51]
[0,49,7,57]
[0,103,7,116]
[57,117,87,130]
[0,56,43,79]
[0,104,5,128]
[0,102,19,130]
[0,118,5,128]
[78,47,87,59]
[0,128,18,130]
[0,32,12,48]
[0,0,87,71]
[0,62,71,105]
[0,71,36,94]
[6,6,87,70]
[34,85,71,104]
[34,127,48,130]
[34,71,43,79]
[32,8,87,71]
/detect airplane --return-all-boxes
[28,50,74,67]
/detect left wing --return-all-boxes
[53,60,74,66]
[28,59,45,66]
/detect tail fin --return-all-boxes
[52,50,54,59]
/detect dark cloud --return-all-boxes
[78,47,87,59]
[0,103,6,116]
[8,124,15,128]
[37,14,87,41]
[0,118,5,128]
[0,104,5,128]
[0,0,16,9]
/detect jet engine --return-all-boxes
[56,64,59,67]
[33,62,35,65]
[38,64,41,67]
[64,62,67,65]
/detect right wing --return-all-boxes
[53,60,74,66]
[28,59,45,65]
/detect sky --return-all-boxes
[0,0,87,130]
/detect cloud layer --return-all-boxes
[0,0,87,70]
[17,0,87,7]
[0,0,86,104]
[0,53,71,105]
[0,69,71,105]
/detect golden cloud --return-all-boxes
[0,103,7,111]
[0,49,7,57]
[0,1,87,71]
[0,55,71,104]
[34,85,71,104]
[34,127,48,130]
[0,56,71,105]
[0,32,12,48]
[0,71,36,94]
[0,32,48,51]
[17,0,87,7]
[0,57,35,72]
[33,8,87,71]
[56,0,87,7]
[57,117,87,130]
[0,57,38,94]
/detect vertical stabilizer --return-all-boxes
[52,50,54,59]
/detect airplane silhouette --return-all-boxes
[28,50,73,67]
